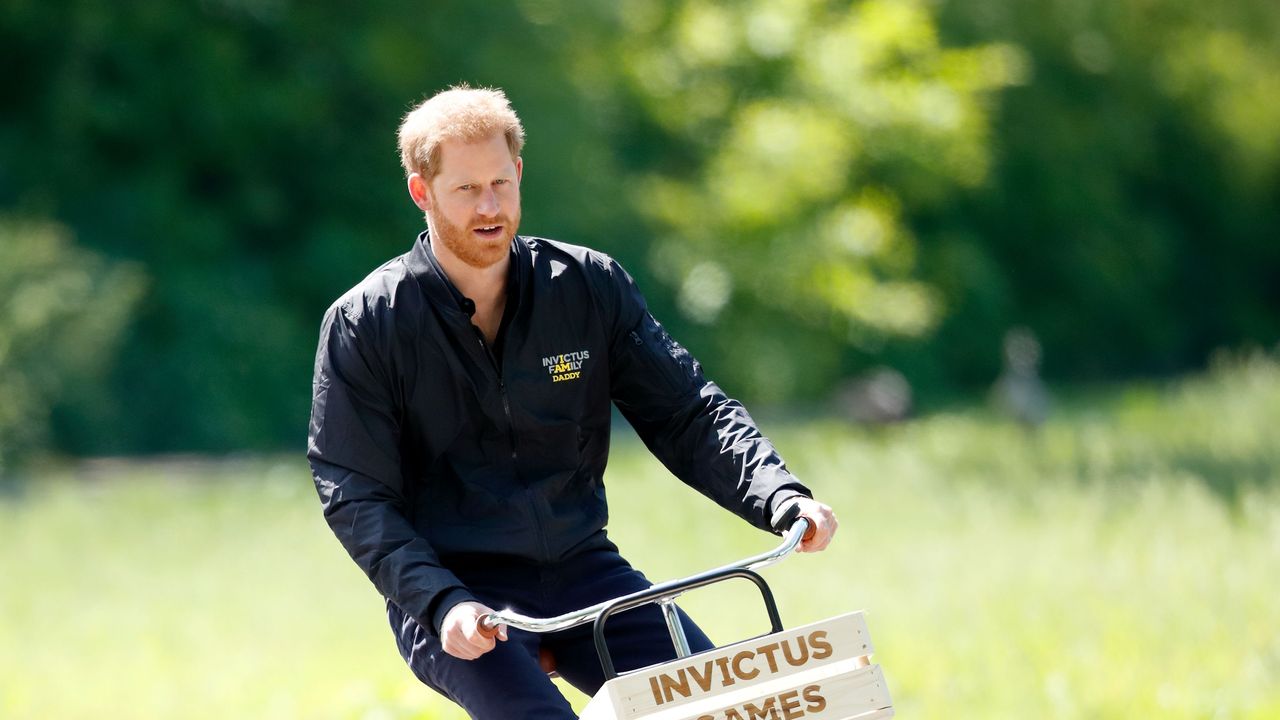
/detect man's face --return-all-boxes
[421,133,522,270]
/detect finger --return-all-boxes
[813,513,835,549]
[797,514,819,551]
[444,626,493,660]
[448,638,490,660]
[801,519,817,542]
[497,624,509,642]
[443,633,469,659]
[468,628,495,653]
[800,512,835,552]
[443,640,480,661]
[468,625,498,652]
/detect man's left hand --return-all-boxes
[779,497,838,553]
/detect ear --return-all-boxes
[516,157,523,184]
[407,173,432,212]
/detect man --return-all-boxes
[307,85,838,718]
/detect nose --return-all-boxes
[476,187,500,217]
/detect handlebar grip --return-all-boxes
[477,613,500,638]
[771,500,817,542]
[800,517,816,542]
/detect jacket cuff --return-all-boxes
[765,484,812,531]
[428,587,479,638]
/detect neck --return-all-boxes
[432,238,509,306]
[443,254,508,306]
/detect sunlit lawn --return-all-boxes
[2,354,1278,719]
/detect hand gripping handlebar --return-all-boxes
[478,505,814,680]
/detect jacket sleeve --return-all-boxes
[597,257,812,531]
[307,301,476,636]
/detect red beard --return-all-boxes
[426,204,520,270]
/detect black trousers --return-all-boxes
[386,543,713,718]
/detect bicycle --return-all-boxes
[479,505,894,719]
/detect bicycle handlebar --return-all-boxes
[479,515,812,635]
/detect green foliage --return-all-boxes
[594,0,1024,401]
[2,361,1278,718]
[913,0,1280,386]
[0,0,629,453]
[591,0,1280,398]
[0,218,143,472]
[1,0,1278,454]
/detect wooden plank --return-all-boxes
[666,665,893,720]
[583,612,876,719]
[583,664,893,720]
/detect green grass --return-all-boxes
[2,352,1279,718]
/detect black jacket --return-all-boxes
[307,232,810,635]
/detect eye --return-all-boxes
[494,179,508,185]
[458,184,475,191]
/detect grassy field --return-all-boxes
[2,352,1278,719]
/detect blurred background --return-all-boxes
[1,0,1277,718]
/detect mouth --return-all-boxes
[472,224,504,238]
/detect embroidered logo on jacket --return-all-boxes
[542,349,590,383]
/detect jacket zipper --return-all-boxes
[473,331,517,463]
[474,327,552,561]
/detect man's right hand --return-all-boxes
[440,601,508,660]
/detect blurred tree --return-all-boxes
[572,0,1024,402]
[0,218,143,473]
[0,0,631,453]
[1,0,1277,455]
[909,0,1280,388]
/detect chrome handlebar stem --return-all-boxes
[482,518,810,635]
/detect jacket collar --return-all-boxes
[404,229,529,319]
